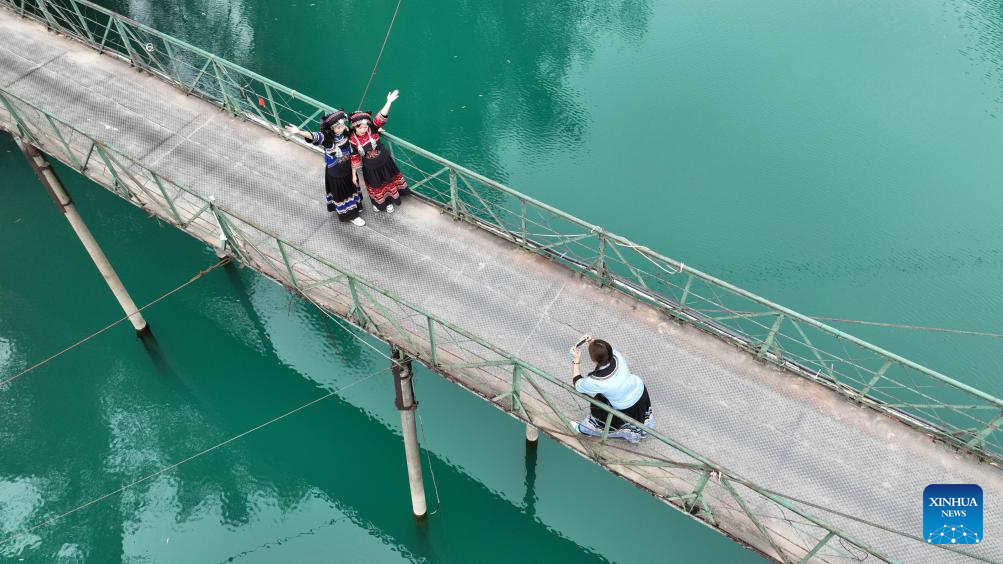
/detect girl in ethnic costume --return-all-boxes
[285,110,366,226]
[569,336,654,443]
[350,90,409,213]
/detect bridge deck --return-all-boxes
[2,10,1000,562]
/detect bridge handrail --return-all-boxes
[384,134,1003,406]
[3,0,998,413]
[3,0,1000,464]
[0,81,927,563]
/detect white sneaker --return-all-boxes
[386,204,395,213]
[351,217,366,227]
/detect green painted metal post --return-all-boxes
[151,173,184,225]
[212,59,238,115]
[80,141,96,171]
[277,239,299,289]
[512,364,538,442]
[45,114,83,169]
[96,16,113,54]
[426,316,438,367]
[347,277,372,330]
[859,360,894,399]
[69,0,96,46]
[966,410,1003,449]
[679,272,694,306]
[599,412,614,442]
[186,58,213,94]
[686,470,711,509]
[757,313,786,359]
[92,143,127,196]
[163,40,183,85]
[800,531,835,563]
[596,228,611,287]
[264,83,282,128]
[33,0,58,30]
[113,17,141,67]
[206,197,229,259]
[448,169,459,219]
[721,479,789,563]
[519,199,528,247]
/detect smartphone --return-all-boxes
[574,336,589,348]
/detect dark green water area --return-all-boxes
[2,0,1002,561]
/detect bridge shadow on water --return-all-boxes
[121,265,600,562]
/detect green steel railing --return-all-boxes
[19,0,1002,463]
[4,0,999,465]
[1,0,1001,560]
[2,81,922,564]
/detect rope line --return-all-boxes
[0,366,384,547]
[0,257,231,389]
[690,308,1003,339]
[300,291,396,363]
[416,411,442,515]
[357,0,403,111]
[811,316,1003,338]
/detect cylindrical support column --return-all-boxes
[391,346,427,518]
[525,424,539,443]
[16,139,150,336]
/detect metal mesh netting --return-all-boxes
[2,3,1002,562]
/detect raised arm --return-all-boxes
[283,124,313,141]
[377,89,399,119]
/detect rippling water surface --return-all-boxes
[2,0,1002,561]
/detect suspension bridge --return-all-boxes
[1,1,1001,561]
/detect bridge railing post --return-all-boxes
[519,199,528,248]
[211,58,239,115]
[509,364,538,443]
[757,313,785,360]
[448,168,459,219]
[112,16,141,68]
[33,0,59,31]
[68,1,97,47]
[425,316,438,367]
[966,410,1003,451]
[595,228,611,286]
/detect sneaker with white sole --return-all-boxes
[351,217,366,226]
[386,204,395,213]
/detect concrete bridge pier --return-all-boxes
[525,424,539,443]
[391,345,427,518]
[14,137,150,337]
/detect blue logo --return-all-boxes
[924,484,983,545]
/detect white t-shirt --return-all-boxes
[574,350,644,409]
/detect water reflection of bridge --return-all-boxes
[1,1,1001,562]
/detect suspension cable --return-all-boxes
[0,366,385,547]
[0,257,231,389]
[357,0,403,110]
